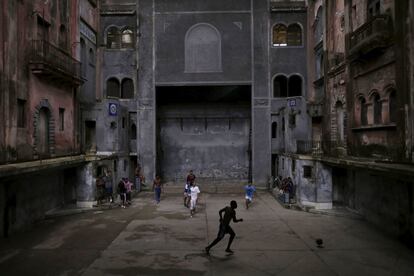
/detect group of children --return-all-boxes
[96,171,134,208]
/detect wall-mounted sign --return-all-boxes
[80,20,96,44]
[108,103,118,116]
[288,99,296,107]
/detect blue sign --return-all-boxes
[109,103,118,116]
[288,99,296,107]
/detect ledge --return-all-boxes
[352,123,397,131]
[0,155,86,178]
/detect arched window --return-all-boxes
[59,24,68,50]
[335,101,345,142]
[89,48,95,65]
[368,0,381,18]
[107,78,120,98]
[314,6,324,44]
[273,24,287,46]
[80,38,86,77]
[287,24,302,46]
[271,122,277,139]
[121,28,134,48]
[288,75,302,97]
[121,78,134,99]
[389,90,397,123]
[130,123,137,140]
[38,107,50,156]
[273,75,288,97]
[185,23,222,73]
[360,97,368,125]
[107,27,121,49]
[373,93,382,124]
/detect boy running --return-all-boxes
[205,200,243,254]
[244,183,256,209]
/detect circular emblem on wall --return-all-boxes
[109,103,118,116]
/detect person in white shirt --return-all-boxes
[190,182,200,217]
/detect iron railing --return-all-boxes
[30,40,81,80]
[296,140,405,161]
[349,15,391,50]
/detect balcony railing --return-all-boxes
[348,15,393,59]
[296,140,346,157]
[296,140,406,161]
[29,40,82,85]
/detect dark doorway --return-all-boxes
[332,167,348,206]
[85,121,96,152]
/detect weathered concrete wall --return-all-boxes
[277,156,333,209]
[344,169,414,246]
[0,169,75,237]
[154,10,251,83]
[157,103,250,181]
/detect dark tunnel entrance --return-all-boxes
[156,85,251,183]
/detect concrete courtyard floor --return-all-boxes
[0,191,414,276]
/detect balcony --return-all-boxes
[296,140,347,157]
[29,40,83,86]
[307,102,324,118]
[348,15,393,60]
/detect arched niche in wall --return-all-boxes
[288,75,303,97]
[185,23,222,73]
[335,101,345,142]
[273,75,288,97]
[33,100,55,157]
[121,78,134,99]
[107,78,120,98]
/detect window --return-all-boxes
[368,0,381,18]
[122,117,126,128]
[17,99,26,128]
[360,97,368,125]
[130,123,137,140]
[389,90,397,123]
[273,24,287,46]
[314,7,324,43]
[107,78,120,98]
[59,108,65,131]
[273,75,288,97]
[273,75,303,98]
[303,166,312,178]
[288,75,302,97]
[107,27,121,49]
[289,114,296,126]
[287,24,302,46]
[89,48,95,65]
[113,160,117,172]
[271,122,277,138]
[282,118,285,132]
[121,28,134,48]
[123,159,127,172]
[59,24,68,50]
[292,159,296,173]
[121,78,134,99]
[80,38,86,77]
[373,93,382,124]
[335,102,345,142]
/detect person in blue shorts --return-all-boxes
[244,183,256,209]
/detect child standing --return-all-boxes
[190,182,200,217]
[244,183,256,209]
